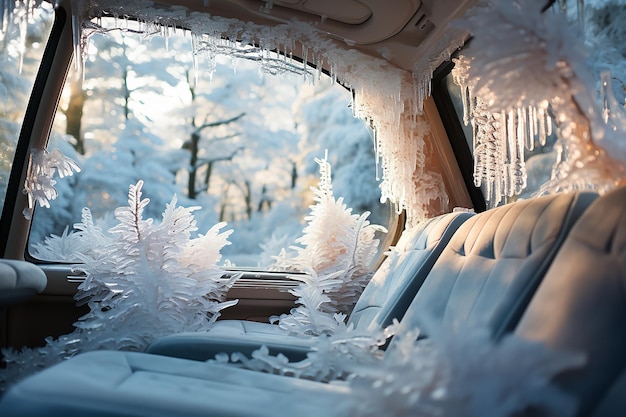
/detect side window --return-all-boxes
[28,19,395,268]
[0,3,55,212]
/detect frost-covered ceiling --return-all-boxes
[144,0,477,71]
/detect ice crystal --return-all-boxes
[349,324,584,417]
[0,0,44,71]
[23,148,81,217]
[2,181,239,389]
[229,322,395,382]
[453,0,626,204]
[452,55,555,206]
[270,154,386,336]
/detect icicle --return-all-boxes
[601,71,611,124]
[191,32,200,86]
[1,0,47,73]
[529,105,537,148]
[546,112,553,137]
[538,107,548,147]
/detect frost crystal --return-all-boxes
[229,323,394,382]
[453,0,626,204]
[2,181,239,389]
[271,154,386,336]
[349,324,584,417]
[23,148,81,216]
[209,155,390,381]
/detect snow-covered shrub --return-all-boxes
[2,181,238,389]
[270,153,386,336]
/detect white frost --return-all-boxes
[271,154,386,336]
[349,324,584,417]
[23,148,81,217]
[2,180,239,389]
[453,0,626,204]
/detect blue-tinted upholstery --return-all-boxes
[399,191,597,339]
[0,259,47,311]
[515,185,626,417]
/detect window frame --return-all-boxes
[1,4,69,259]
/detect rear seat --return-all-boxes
[400,190,597,341]
[0,191,601,417]
[515,185,626,417]
[146,211,474,361]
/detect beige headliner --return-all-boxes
[137,0,476,71]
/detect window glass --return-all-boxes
[28,19,395,267]
[0,3,55,212]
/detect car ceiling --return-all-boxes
[151,0,477,71]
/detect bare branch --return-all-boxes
[193,112,246,135]
[194,147,244,168]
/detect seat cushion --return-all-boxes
[515,186,626,417]
[0,350,353,417]
[147,212,473,361]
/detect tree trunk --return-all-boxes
[204,161,213,189]
[291,161,298,189]
[244,180,252,220]
[187,132,199,199]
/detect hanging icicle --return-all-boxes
[453,0,626,204]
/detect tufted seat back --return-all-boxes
[515,185,626,417]
[349,211,473,330]
[396,191,598,340]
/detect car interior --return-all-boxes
[0,0,625,416]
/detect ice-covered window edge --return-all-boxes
[450,0,626,207]
[4,0,455,227]
[8,1,624,222]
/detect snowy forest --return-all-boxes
[4,9,390,267]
